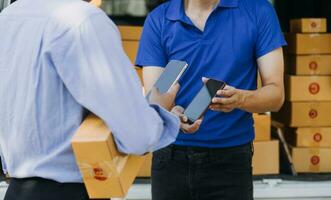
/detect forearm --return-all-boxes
[240,83,284,113]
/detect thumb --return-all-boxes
[168,83,180,95]
[202,77,209,84]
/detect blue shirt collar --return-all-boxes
[166,0,239,21]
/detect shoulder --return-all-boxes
[49,0,104,29]
[240,0,274,14]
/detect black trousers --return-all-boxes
[4,177,107,200]
[152,143,254,200]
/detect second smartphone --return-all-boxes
[184,79,226,124]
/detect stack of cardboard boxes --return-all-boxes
[273,18,331,173]
[252,114,279,175]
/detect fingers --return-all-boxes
[209,104,234,113]
[202,77,209,83]
[168,83,180,95]
[172,105,185,113]
[217,86,236,97]
[181,119,202,133]
[171,106,188,122]
[212,97,236,105]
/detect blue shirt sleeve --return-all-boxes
[135,14,168,68]
[255,0,287,59]
[49,13,179,155]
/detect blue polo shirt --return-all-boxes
[136,0,286,148]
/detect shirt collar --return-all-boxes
[166,0,239,21]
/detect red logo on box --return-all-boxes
[313,133,322,142]
[309,61,318,70]
[311,155,320,165]
[309,109,318,119]
[309,83,320,95]
[311,22,317,28]
[93,167,108,181]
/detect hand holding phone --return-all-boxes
[146,60,188,101]
[184,79,226,124]
[171,106,203,133]
[149,83,180,111]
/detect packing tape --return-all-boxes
[309,148,320,172]
[77,156,128,181]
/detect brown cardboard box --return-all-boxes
[253,113,271,141]
[118,26,142,63]
[272,101,331,127]
[290,18,327,33]
[123,41,140,64]
[137,153,152,177]
[253,140,279,175]
[118,26,142,41]
[285,75,331,101]
[72,115,147,198]
[285,33,331,55]
[286,127,331,147]
[292,147,331,173]
[287,55,331,75]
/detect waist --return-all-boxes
[153,143,254,163]
[170,143,252,154]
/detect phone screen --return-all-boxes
[184,79,226,124]
[184,85,211,123]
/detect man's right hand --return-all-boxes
[149,83,180,111]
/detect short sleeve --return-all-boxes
[135,14,167,68]
[255,1,287,58]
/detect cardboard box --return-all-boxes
[137,153,152,177]
[122,41,139,64]
[290,18,327,33]
[286,55,331,75]
[272,101,331,127]
[286,127,331,147]
[285,75,331,101]
[285,33,331,55]
[72,115,147,199]
[118,26,142,41]
[292,147,331,173]
[253,140,279,175]
[253,113,271,141]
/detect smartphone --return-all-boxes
[146,60,188,100]
[184,79,226,124]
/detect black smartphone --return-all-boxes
[184,79,226,124]
[146,60,188,100]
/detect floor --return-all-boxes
[1,180,331,200]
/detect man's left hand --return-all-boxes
[209,85,247,113]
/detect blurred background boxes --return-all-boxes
[285,33,331,55]
[285,127,331,147]
[253,140,279,175]
[286,55,331,75]
[118,26,143,83]
[291,147,331,173]
[290,18,327,33]
[273,101,331,127]
[273,18,331,174]
[285,75,331,101]
[254,113,271,141]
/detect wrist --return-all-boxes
[238,89,252,110]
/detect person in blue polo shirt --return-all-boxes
[136,0,286,199]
